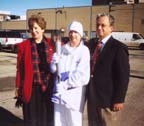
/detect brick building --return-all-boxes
[0,3,144,38]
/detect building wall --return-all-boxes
[0,20,26,30]
[92,0,144,4]
[110,4,144,33]
[90,4,144,36]
[0,4,144,38]
[26,6,91,37]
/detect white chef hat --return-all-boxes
[68,21,83,37]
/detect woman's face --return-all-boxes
[69,30,81,47]
[30,22,44,41]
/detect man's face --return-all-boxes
[96,16,113,40]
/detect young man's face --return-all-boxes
[96,16,113,40]
[69,30,81,46]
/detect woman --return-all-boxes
[15,15,54,126]
[51,21,90,126]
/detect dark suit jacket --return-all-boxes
[87,36,130,108]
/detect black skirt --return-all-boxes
[23,84,54,126]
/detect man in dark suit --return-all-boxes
[87,13,130,126]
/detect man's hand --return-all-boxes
[113,103,124,111]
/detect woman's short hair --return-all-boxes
[28,15,46,30]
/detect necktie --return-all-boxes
[91,42,102,75]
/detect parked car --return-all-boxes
[0,30,24,52]
[112,32,144,49]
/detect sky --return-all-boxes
[0,0,91,16]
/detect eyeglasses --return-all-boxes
[96,24,111,28]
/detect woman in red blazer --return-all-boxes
[15,15,54,126]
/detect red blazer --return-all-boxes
[16,38,54,103]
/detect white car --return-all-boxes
[0,30,24,52]
[112,32,144,49]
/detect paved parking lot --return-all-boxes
[0,47,144,126]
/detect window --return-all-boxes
[0,31,22,38]
[133,34,141,40]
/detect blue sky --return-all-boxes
[0,0,91,16]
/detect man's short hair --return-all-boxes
[96,13,115,26]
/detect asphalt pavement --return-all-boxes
[0,48,144,126]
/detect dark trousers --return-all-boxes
[87,102,122,126]
[23,85,54,126]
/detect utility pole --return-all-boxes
[109,2,114,13]
[132,3,135,32]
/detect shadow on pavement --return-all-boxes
[0,77,15,91]
[130,70,144,79]
[128,47,140,50]
[130,74,144,79]
[0,106,24,126]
